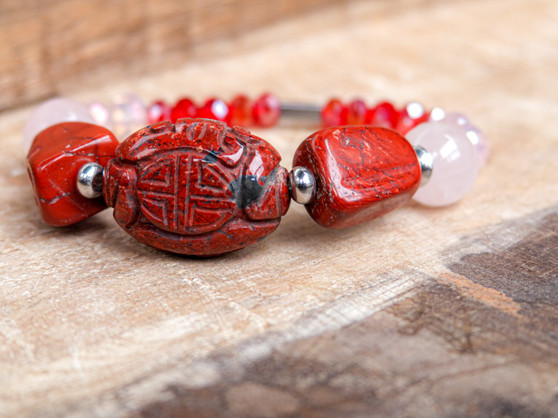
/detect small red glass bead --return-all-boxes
[147,100,171,124]
[198,98,230,122]
[396,103,430,135]
[321,98,347,127]
[366,101,399,128]
[228,94,253,126]
[346,99,368,125]
[252,93,281,128]
[171,98,197,122]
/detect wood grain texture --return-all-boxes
[0,0,344,111]
[1,0,558,416]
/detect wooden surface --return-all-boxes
[0,0,344,111]
[1,0,558,416]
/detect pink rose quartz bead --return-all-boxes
[23,98,95,152]
[406,122,479,207]
[108,93,147,139]
[443,112,490,166]
[89,101,111,127]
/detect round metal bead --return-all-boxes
[288,166,316,205]
[414,145,434,187]
[77,162,104,198]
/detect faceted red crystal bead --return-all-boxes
[228,95,253,126]
[147,100,171,124]
[26,122,119,226]
[252,93,281,127]
[104,118,290,256]
[198,98,230,122]
[170,98,197,122]
[293,126,421,229]
[366,101,399,128]
[396,103,430,135]
[321,98,347,127]
[346,99,367,125]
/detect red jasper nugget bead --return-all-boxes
[26,122,119,226]
[293,126,421,229]
[104,118,290,256]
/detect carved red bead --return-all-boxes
[104,118,290,256]
[293,126,421,229]
[26,122,119,226]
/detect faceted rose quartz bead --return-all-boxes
[443,112,489,166]
[89,101,111,127]
[171,98,197,122]
[252,93,281,127]
[198,98,230,122]
[228,95,253,126]
[147,100,171,124]
[466,125,490,167]
[23,98,95,152]
[108,93,147,139]
[406,122,479,207]
[321,98,346,127]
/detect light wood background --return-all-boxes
[1,0,558,416]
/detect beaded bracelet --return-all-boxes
[24,94,488,256]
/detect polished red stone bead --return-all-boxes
[366,101,399,128]
[321,98,347,127]
[147,100,171,124]
[228,94,253,126]
[346,99,367,125]
[26,122,119,226]
[170,98,197,122]
[252,93,281,127]
[198,98,230,122]
[104,118,290,256]
[396,103,430,135]
[293,126,421,229]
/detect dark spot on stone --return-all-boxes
[202,150,219,164]
[229,175,264,209]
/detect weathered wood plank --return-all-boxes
[0,0,346,111]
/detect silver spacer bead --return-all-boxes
[288,166,316,205]
[77,162,104,199]
[414,145,434,187]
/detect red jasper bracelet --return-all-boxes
[24,94,488,256]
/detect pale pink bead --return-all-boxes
[443,112,469,126]
[108,93,147,139]
[443,112,489,166]
[465,125,489,167]
[23,98,94,152]
[407,122,479,207]
[89,101,111,127]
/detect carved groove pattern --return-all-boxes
[137,151,235,235]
